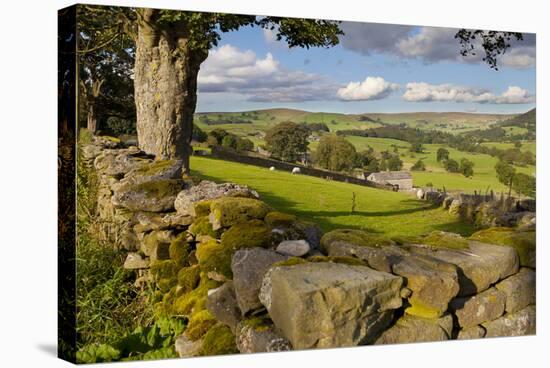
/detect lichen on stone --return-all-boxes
[271,257,308,268]
[195,240,234,280]
[422,231,469,250]
[307,255,366,266]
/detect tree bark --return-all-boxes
[134,9,208,172]
[86,95,98,133]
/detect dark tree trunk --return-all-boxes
[134,9,208,173]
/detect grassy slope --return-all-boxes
[190,156,474,237]
[480,140,536,154]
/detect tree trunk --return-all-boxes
[134,9,208,173]
[87,95,98,133]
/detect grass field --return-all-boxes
[480,140,536,154]
[190,156,474,237]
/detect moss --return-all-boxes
[271,257,308,268]
[79,128,93,144]
[133,179,182,198]
[422,231,469,250]
[199,324,239,356]
[177,265,201,293]
[193,200,212,217]
[169,233,191,266]
[185,310,218,341]
[157,278,177,293]
[264,211,297,228]
[172,275,221,316]
[150,260,179,280]
[470,227,535,267]
[241,315,272,332]
[189,216,219,238]
[196,240,234,280]
[392,235,424,245]
[307,255,366,266]
[132,159,177,176]
[320,229,394,253]
[209,197,271,229]
[405,299,444,319]
[101,135,121,143]
[220,220,271,251]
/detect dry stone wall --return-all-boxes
[81,137,536,357]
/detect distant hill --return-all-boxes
[499,108,536,128]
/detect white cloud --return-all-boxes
[262,27,278,44]
[198,44,334,102]
[337,77,399,101]
[402,82,535,104]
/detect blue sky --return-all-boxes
[196,21,536,114]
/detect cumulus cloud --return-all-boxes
[337,77,399,101]
[402,82,535,104]
[340,22,535,68]
[198,44,335,102]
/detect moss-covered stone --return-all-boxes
[150,260,179,280]
[193,200,212,217]
[241,315,273,333]
[141,231,173,261]
[189,216,220,238]
[133,179,183,199]
[209,197,271,230]
[405,299,444,319]
[199,324,239,356]
[185,310,218,341]
[320,229,394,253]
[169,233,191,266]
[196,240,234,281]
[220,220,271,251]
[132,159,177,176]
[470,227,535,268]
[264,211,297,228]
[422,231,469,250]
[271,257,308,268]
[177,265,201,293]
[307,255,366,266]
[172,275,222,316]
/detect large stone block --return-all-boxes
[206,281,242,333]
[235,318,292,353]
[209,197,271,230]
[482,305,536,337]
[495,268,536,313]
[262,262,402,349]
[112,179,184,212]
[375,314,453,345]
[391,254,459,318]
[231,248,287,315]
[450,287,506,328]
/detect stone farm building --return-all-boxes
[366,171,413,191]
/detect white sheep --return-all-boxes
[292,167,301,174]
[269,166,276,171]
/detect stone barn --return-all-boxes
[366,171,413,191]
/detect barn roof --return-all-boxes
[368,171,412,181]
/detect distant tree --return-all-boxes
[444,158,460,173]
[411,159,426,171]
[221,134,238,149]
[192,124,208,143]
[235,137,254,152]
[366,158,380,172]
[513,173,535,198]
[495,160,516,197]
[307,122,330,132]
[437,148,450,162]
[356,149,377,168]
[387,155,403,171]
[265,121,310,162]
[410,142,424,153]
[314,134,357,172]
[208,128,230,145]
[459,158,475,177]
[206,135,218,147]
